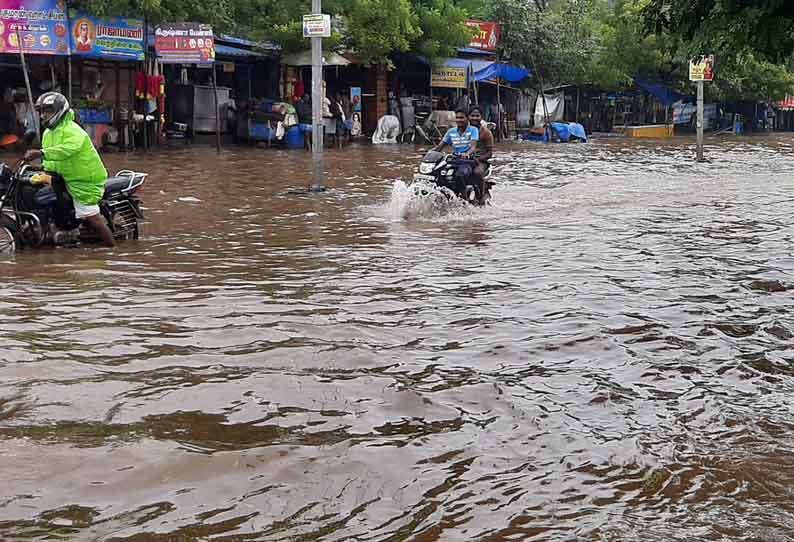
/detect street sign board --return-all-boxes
[466,20,500,52]
[0,0,68,55]
[70,13,144,61]
[303,14,331,38]
[689,54,714,81]
[431,66,467,89]
[155,23,215,64]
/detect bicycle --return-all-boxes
[401,112,444,145]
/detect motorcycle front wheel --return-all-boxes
[0,226,16,254]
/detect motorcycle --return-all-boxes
[0,140,147,254]
[411,150,493,206]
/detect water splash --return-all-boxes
[383,180,470,221]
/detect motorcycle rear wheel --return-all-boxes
[108,208,139,241]
[0,226,16,255]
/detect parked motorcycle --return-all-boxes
[411,150,493,206]
[0,146,147,254]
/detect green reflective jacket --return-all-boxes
[42,110,108,205]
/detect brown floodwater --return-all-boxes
[2,135,794,541]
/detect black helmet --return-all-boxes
[34,92,70,129]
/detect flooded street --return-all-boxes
[3,135,794,540]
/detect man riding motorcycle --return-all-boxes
[468,107,493,200]
[24,92,115,247]
[431,108,479,194]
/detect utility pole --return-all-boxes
[690,54,713,162]
[308,0,327,192]
[696,80,704,161]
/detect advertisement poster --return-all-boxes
[466,20,500,52]
[350,86,362,112]
[673,102,717,125]
[155,23,214,64]
[70,13,144,61]
[689,54,715,81]
[302,14,331,38]
[0,0,69,55]
[431,66,467,89]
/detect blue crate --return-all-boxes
[250,122,274,141]
[78,109,112,124]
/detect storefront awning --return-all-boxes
[457,47,494,56]
[281,51,352,66]
[632,77,690,106]
[442,58,531,83]
[215,44,259,58]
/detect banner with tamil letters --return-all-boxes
[70,13,144,61]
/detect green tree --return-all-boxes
[585,0,680,90]
[69,0,242,32]
[640,0,794,101]
[482,0,599,86]
[643,0,794,62]
[241,0,470,65]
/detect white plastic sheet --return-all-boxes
[371,115,401,144]
[533,93,565,127]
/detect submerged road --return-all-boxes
[2,136,794,540]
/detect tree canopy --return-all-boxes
[68,0,794,101]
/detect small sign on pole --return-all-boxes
[689,54,715,82]
[689,54,714,162]
[303,14,331,38]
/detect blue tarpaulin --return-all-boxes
[633,77,691,106]
[216,44,259,57]
[551,122,587,142]
[442,58,532,83]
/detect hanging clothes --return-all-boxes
[293,80,305,102]
[135,73,166,115]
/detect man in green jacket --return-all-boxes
[25,92,115,247]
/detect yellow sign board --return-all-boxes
[431,66,467,89]
[689,54,715,82]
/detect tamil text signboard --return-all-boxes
[70,13,144,61]
[466,20,500,52]
[155,23,214,64]
[0,0,68,55]
[303,14,331,38]
[689,54,714,82]
[431,66,467,89]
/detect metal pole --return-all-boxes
[575,87,580,123]
[696,80,704,161]
[212,64,221,153]
[67,56,72,103]
[142,15,148,153]
[496,77,502,142]
[16,29,38,139]
[309,0,324,191]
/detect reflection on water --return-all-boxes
[3,136,794,541]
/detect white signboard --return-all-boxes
[303,14,331,38]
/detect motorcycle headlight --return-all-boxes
[444,169,454,177]
[419,162,434,174]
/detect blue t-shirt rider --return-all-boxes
[432,109,479,190]
[434,110,479,157]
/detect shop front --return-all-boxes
[0,0,69,147]
[67,12,145,150]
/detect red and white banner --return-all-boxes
[778,96,794,111]
[466,20,500,52]
[155,23,214,64]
